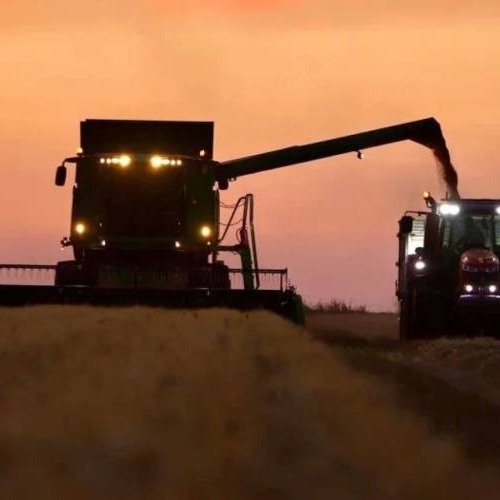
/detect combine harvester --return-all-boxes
[0,118,455,324]
[397,193,500,339]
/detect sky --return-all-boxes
[1,1,500,310]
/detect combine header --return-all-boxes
[0,118,454,323]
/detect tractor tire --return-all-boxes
[399,288,448,340]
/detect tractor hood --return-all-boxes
[460,248,499,272]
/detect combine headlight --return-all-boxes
[414,260,426,271]
[489,284,498,294]
[464,284,474,293]
[150,156,183,169]
[200,225,212,238]
[439,203,460,216]
[75,223,86,235]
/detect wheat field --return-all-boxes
[0,306,499,499]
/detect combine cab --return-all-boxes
[0,117,456,323]
[397,194,500,338]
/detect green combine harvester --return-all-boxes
[0,118,453,324]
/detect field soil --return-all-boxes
[0,307,499,499]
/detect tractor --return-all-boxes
[397,194,500,338]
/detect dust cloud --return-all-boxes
[0,306,498,499]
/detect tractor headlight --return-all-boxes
[464,284,474,293]
[200,225,212,238]
[438,203,460,216]
[414,260,426,271]
[488,284,497,294]
[74,223,86,235]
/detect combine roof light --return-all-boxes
[100,155,132,167]
[150,156,183,169]
[439,203,460,216]
[119,155,131,168]
[150,156,163,169]
[175,241,181,249]
[199,149,206,157]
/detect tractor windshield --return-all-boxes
[442,213,500,254]
[98,159,185,237]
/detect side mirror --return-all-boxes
[218,177,229,190]
[415,247,424,257]
[55,165,67,186]
[399,215,413,235]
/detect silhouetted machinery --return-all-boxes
[0,118,453,323]
[397,194,500,338]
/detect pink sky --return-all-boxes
[2,1,500,310]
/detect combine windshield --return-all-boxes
[442,213,500,254]
[98,159,185,237]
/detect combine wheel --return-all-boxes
[55,260,97,287]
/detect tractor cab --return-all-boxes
[437,199,500,296]
[398,196,500,297]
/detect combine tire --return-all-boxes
[55,260,97,287]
